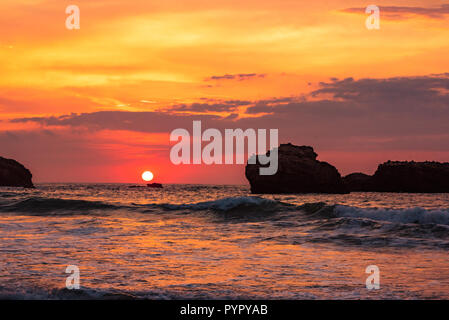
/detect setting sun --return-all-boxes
[141,171,154,182]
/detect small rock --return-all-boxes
[147,183,163,189]
[0,156,34,188]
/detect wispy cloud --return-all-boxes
[206,73,266,81]
[342,4,449,20]
[170,100,251,113]
[12,74,449,149]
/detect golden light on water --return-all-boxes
[141,171,154,182]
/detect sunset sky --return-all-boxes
[1,0,449,183]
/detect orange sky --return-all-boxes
[1,0,449,183]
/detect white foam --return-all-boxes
[335,205,449,226]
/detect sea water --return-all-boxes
[0,184,448,299]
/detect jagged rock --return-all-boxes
[245,143,348,194]
[344,161,449,193]
[0,157,34,188]
[372,161,449,193]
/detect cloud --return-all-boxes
[243,74,449,143]
[6,73,449,180]
[11,111,225,133]
[206,73,266,81]
[169,100,251,113]
[342,5,449,20]
[9,74,449,153]
[311,75,449,105]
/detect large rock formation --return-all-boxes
[245,143,348,194]
[0,157,34,188]
[344,161,449,193]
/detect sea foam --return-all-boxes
[335,205,449,226]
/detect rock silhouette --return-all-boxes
[245,143,348,194]
[0,157,34,188]
[128,183,163,189]
[147,183,163,188]
[342,173,373,192]
[344,161,449,193]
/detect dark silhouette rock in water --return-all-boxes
[245,143,348,194]
[344,161,449,193]
[129,183,163,189]
[147,183,163,189]
[374,161,449,193]
[342,172,373,192]
[0,157,34,188]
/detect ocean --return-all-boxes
[0,184,448,299]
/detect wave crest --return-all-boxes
[0,197,121,215]
[160,196,289,213]
[335,205,449,226]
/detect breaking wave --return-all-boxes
[0,197,122,215]
[0,195,290,216]
[158,196,291,213]
[334,205,449,226]
[1,195,449,229]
